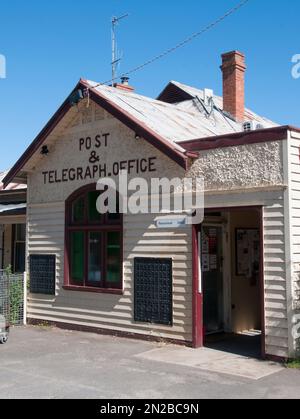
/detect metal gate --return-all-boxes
[0,270,27,327]
[0,271,9,336]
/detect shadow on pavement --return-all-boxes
[205,333,262,359]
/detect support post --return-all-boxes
[23,272,27,326]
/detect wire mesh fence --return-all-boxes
[0,270,9,333]
[0,270,26,327]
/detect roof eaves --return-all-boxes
[178,125,292,152]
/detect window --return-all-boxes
[65,185,122,292]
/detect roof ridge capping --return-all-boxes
[86,79,201,114]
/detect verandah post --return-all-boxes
[23,272,27,326]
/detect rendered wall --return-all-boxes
[187,141,283,191]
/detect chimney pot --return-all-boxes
[221,51,246,122]
[121,76,130,85]
[113,76,134,92]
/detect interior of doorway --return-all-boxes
[200,208,263,359]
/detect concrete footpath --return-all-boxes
[0,326,299,399]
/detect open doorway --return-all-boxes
[198,208,264,359]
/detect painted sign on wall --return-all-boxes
[42,133,158,185]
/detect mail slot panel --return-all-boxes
[30,255,56,295]
[134,258,173,326]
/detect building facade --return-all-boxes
[3,51,300,359]
[0,172,26,273]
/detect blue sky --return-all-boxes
[0,0,299,170]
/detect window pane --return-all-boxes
[88,191,101,222]
[88,232,102,284]
[15,242,25,273]
[16,224,26,242]
[108,212,121,222]
[70,232,84,284]
[72,197,85,223]
[107,232,121,284]
[108,195,121,222]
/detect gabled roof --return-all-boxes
[84,80,239,141]
[3,79,197,188]
[81,79,195,155]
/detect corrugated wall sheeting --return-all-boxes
[26,203,193,342]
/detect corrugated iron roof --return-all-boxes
[0,203,26,214]
[2,78,280,189]
[168,81,277,129]
[0,171,27,191]
[86,80,277,146]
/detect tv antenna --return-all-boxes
[111,13,129,83]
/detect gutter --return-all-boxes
[178,125,294,152]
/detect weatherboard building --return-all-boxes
[3,51,300,359]
[0,172,26,274]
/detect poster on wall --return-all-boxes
[236,229,260,280]
[201,228,219,272]
[208,228,218,271]
[201,232,210,272]
[202,255,210,272]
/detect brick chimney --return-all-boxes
[221,51,246,122]
[113,76,134,92]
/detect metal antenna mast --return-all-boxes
[111,13,129,83]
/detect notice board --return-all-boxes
[236,229,260,279]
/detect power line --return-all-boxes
[91,0,251,88]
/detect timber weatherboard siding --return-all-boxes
[23,99,296,357]
[263,202,289,358]
[25,105,192,343]
[27,203,193,342]
[289,130,300,355]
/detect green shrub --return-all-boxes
[9,276,24,325]
[286,360,300,369]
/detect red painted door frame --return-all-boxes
[192,207,266,357]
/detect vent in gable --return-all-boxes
[95,107,106,121]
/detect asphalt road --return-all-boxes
[0,326,299,399]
